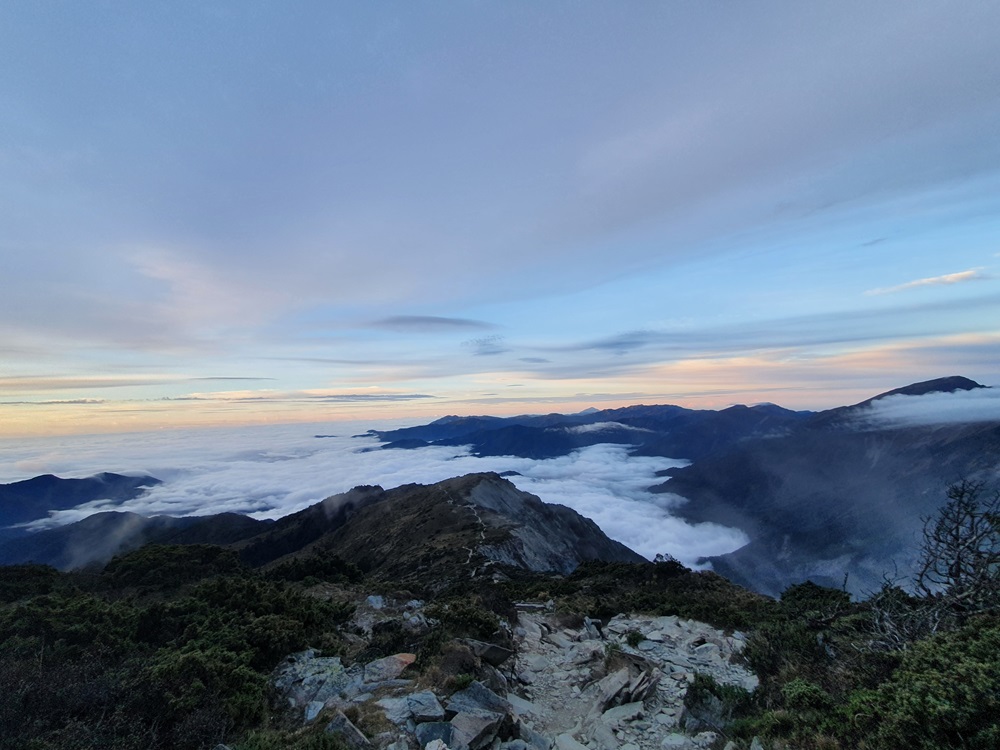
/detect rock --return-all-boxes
[693,643,719,659]
[478,663,510,695]
[518,722,552,750]
[425,742,449,750]
[521,654,549,672]
[569,642,605,666]
[447,681,512,717]
[544,631,574,649]
[305,700,326,722]
[507,693,541,718]
[274,652,363,708]
[451,710,505,750]
[517,614,545,641]
[416,722,455,748]
[582,618,602,640]
[503,741,529,750]
[464,639,515,666]
[409,691,446,722]
[595,668,630,711]
[637,641,657,652]
[693,732,718,748]
[723,743,738,750]
[588,723,619,750]
[660,735,690,748]
[620,744,639,750]
[367,595,385,609]
[377,696,412,726]
[751,739,766,750]
[555,734,589,750]
[365,653,416,682]
[601,702,644,726]
[326,710,373,750]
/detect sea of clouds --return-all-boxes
[0,419,747,568]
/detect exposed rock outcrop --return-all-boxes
[273,602,760,750]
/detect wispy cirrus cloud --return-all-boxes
[463,335,510,356]
[865,268,989,296]
[0,399,106,406]
[369,315,495,333]
[0,375,183,392]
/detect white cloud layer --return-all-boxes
[865,387,1000,425]
[0,421,746,568]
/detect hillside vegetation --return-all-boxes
[0,480,998,749]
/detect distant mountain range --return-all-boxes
[1,376,996,598]
[0,472,162,544]
[369,375,997,595]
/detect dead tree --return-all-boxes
[916,479,1000,623]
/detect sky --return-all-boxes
[2,1,1000,437]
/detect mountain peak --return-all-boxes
[866,375,985,404]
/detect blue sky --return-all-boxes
[2,1,999,436]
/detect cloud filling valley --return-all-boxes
[0,421,747,568]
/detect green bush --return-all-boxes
[625,629,644,647]
[782,678,833,711]
[105,544,244,588]
[867,617,1000,749]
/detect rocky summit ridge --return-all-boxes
[1,473,645,580]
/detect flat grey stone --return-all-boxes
[507,693,540,717]
[409,690,446,722]
[464,639,516,666]
[325,710,372,750]
[545,631,574,649]
[377,696,412,725]
[555,734,589,750]
[601,702,643,726]
[661,735,693,749]
[415,722,454,748]
[447,681,512,716]
[451,710,504,750]
[365,653,416,682]
[517,614,544,641]
[588,723,619,750]
[518,722,552,750]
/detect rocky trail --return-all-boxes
[268,597,767,750]
[510,610,757,750]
